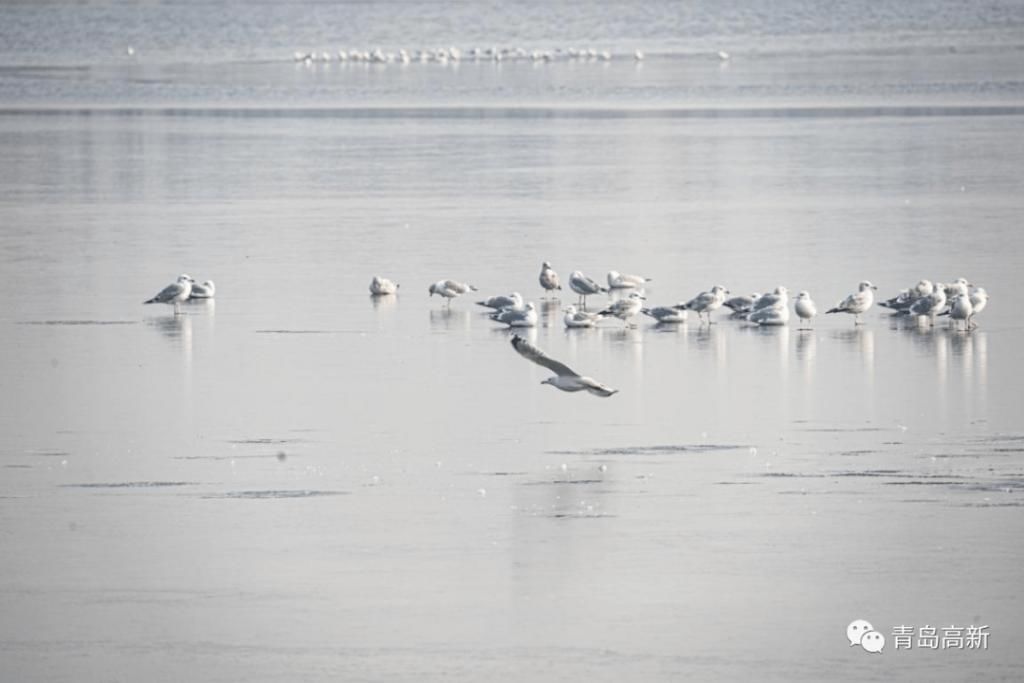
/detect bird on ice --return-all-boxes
[793,291,817,329]
[188,280,216,299]
[907,282,946,325]
[144,274,194,315]
[369,276,398,295]
[598,291,646,327]
[826,281,877,325]
[563,305,604,328]
[748,304,790,326]
[968,287,989,328]
[491,301,537,327]
[510,334,618,397]
[428,279,477,306]
[606,270,651,290]
[879,279,933,314]
[568,271,608,308]
[678,285,729,325]
[641,305,688,323]
[476,292,524,310]
[723,293,759,318]
[940,294,973,331]
[539,262,562,297]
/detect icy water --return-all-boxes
[2,2,1024,681]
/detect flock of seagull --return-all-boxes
[290,45,695,66]
[142,266,990,399]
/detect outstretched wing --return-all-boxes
[510,335,577,377]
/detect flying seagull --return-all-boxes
[510,335,618,397]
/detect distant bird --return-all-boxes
[826,281,877,325]
[563,305,603,329]
[940,294,973,331]
[748,304,790,326]
[539,262,561,296]
[908,283,946,325]
[369,276,398,296]
[642,305,687,323]
[606,270,651,290]
[968,287,989,328]
[793,291,817,329]
[750,286,788,313]
[724,293,759,317]
[491,302,537,327]
[189,280,216,299]
[634,50,645,61]
[510,334,618,397]
[944,277,973,300]
[429,279,477,306]
[678,285,729,324]
[598,291,646,327]
[144,274,194,315]
[569,270,607,308]
[879,279,932,314]
[476,292,523,310]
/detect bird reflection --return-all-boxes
[539,300,561,320]
[428,308,470,331]
[369,293,397,310]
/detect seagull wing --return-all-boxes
[510,335,578,377]
[153,281,186,303]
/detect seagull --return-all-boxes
[940,294,973,331]
[476,292,523,310]
[598,291,646,327]
[751,286,788,313]
[429,279,477,306]
[189,280,216,299]
[563,305,603,328]
[641,305,688,323]
[748,304,790,326]
[144,274,194,315]
[569,271,607,308]
[907,282,946,325]
[793,291,817,329]
[879,279,932,313]
[369,276,398,295]
[944,277,973,299]
[724,293,759,317]
[491,302,537,327]
[968,287,989,328]
[826,281,877,325]
[539,262,561,297]
[678,285,729,325]
[606,270,651,290]
[510,334,617,397]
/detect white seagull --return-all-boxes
[144,274,194,315]
[606,270,651,290]
[968,287,989,328]
[748,304,790,326]
[569,270,608,308]
[907,281,946,325]
[941,294,973,331]
[491,302,537,327]
[510,334,618,397]
[563,305,603,328]
[678,285,729,324]
[794,291,817,329]
[539,261,562,296]
[369,276,398,295]
[189,280,216,299]
[476,292,523,310]
[598,291,646,327]
[642,305,688,323]
[429,279,478,306]
[826,281,877,325]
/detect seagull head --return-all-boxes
[859,280,877,291]
[798,291,811,299]
[542,261,552,269]
[178,274,194,284]
[564,305,577,314]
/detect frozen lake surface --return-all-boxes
[1,1,1023,680]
